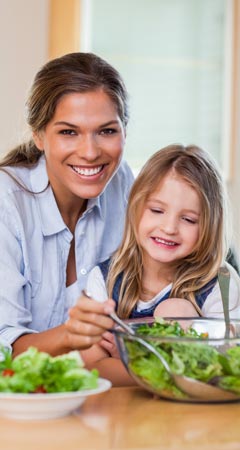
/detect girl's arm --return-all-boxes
[154,297,200,318]
[12,296,115,357]
[81,343,136,386]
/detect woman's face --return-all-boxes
[33,89,125,208]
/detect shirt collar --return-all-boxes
[87,195,102,218]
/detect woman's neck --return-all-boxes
[57,197,87,234]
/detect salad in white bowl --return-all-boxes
[0,347,111,420]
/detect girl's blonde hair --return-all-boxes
[106,144,228,318]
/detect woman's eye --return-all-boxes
[59,129,76,136]
[99,128,117,135]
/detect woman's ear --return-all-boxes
[32,131,44,151]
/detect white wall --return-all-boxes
[0,0,49,153]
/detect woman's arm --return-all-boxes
[12,296,115,357]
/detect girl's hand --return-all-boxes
[99,331,120,358]
[64,295,115,351]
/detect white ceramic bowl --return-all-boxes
[0,377,111,420]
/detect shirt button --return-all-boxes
[80,268,87,275]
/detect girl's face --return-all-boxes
[33,89,125,210]
[137,171,201,271]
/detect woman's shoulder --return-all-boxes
[118,159,134,178]
[0,165,31,193]
[0,167,27,211]
[111,160,134,189]
[0,157,47,198]
[102,160,134,207]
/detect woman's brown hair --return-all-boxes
[0,52,129,168]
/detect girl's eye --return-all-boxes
[150,208,163,214]
[182,217,197,224]
[99,128,117,135]
[59,129,77,136]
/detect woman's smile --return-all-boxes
[70,164,104,177]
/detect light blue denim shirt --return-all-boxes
[0,156,134,348]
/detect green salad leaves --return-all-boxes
[0,347,98,393]
[125,319,240,398]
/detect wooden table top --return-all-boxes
[1,386,240,450]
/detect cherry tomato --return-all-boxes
[33,385,47,393]
[2,369,15,377]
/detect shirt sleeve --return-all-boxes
[0,203,37,349]
[86,266,108,302]
[202,264,240,318]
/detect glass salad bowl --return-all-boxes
[113,317,240,403]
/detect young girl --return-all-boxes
[80,144,240,384]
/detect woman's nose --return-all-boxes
[77,135,101,161]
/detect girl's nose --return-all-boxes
[160,215,178,235]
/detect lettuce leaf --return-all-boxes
[0,347,98,393]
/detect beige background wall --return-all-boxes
[0,0,49,153]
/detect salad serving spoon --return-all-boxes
[82,290,238,402]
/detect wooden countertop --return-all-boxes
[1,386,240,450]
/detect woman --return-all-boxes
[0,52,134,356]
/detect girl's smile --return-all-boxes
[151,236,180,248]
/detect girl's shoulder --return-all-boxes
[202,262,240,317]
[86,265,108,302]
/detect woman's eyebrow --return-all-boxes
[53,121,78,128]
[53,120,120,128]
[99,120,120,127]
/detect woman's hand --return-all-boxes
[65,295,115,351]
